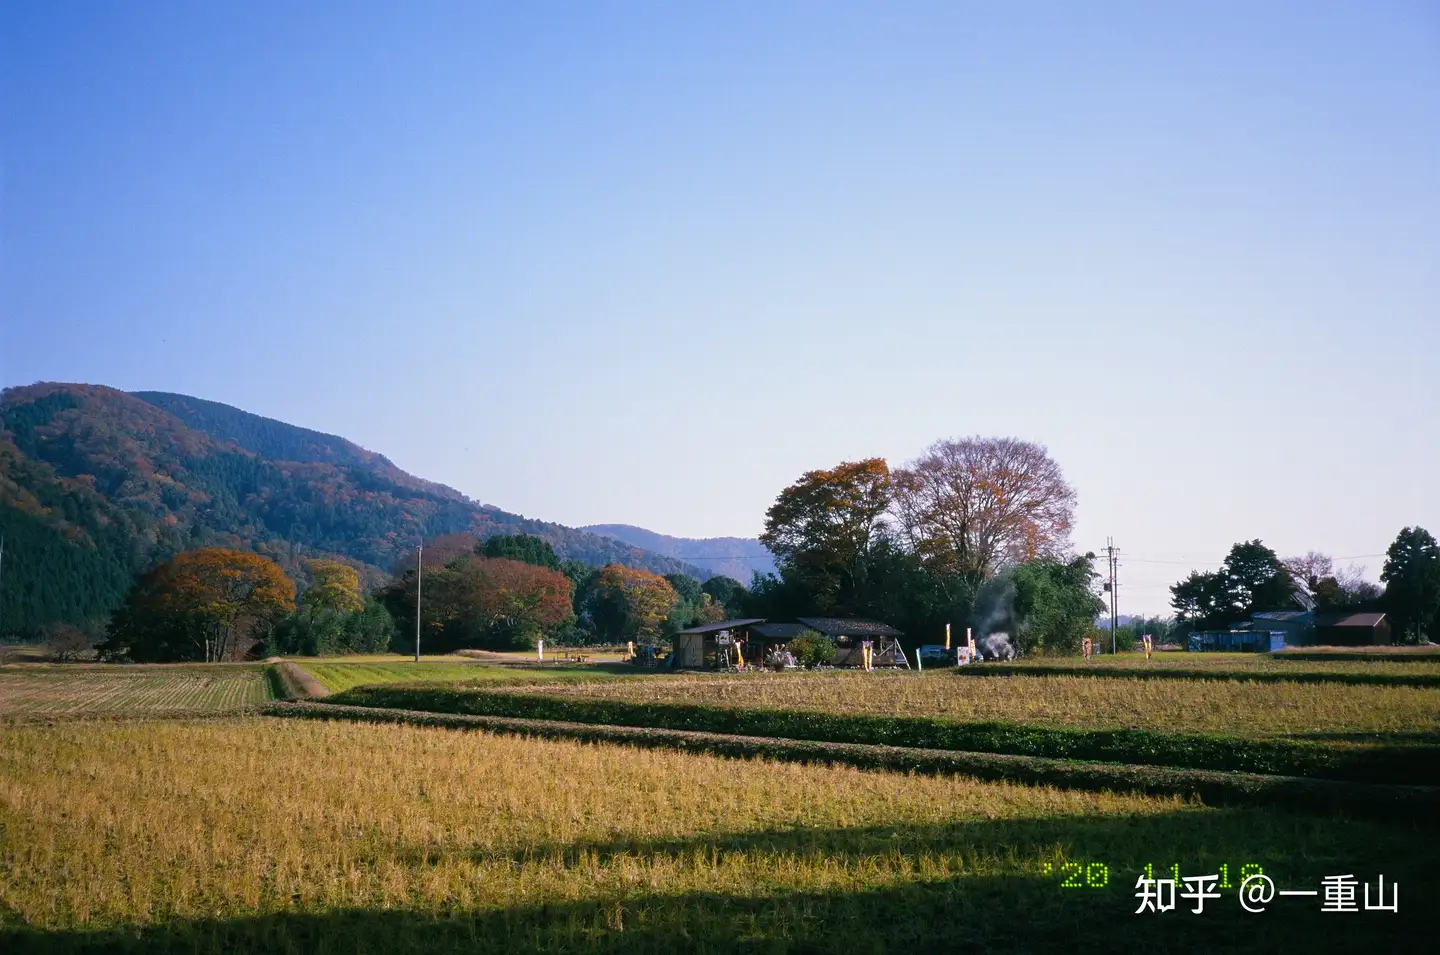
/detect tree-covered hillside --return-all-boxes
[0,383,711,637]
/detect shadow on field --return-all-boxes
[2,811,1426,955]
[467,807,1425,874]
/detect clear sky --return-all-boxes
[2,2,1436,612]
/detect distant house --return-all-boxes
[793,617,907,667]
[671,616,909,669]
[1188,630,1287,653]
[1313,612,1391,646]
[1247,611,1315,645]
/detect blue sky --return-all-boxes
[2,2,1437,612]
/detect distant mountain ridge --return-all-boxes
[0,382,714,636]
[581,523,777,583]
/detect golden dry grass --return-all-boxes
[515,670,1440,738]
[0,718,1428,952]
[0,718,1170,924]
[0,666,272,716]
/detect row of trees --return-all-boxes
[752,437,1102,656]
[92,531,754,661]
[1168,527,1440,644]
[379,534,747,651]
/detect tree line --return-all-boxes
[1168,527,1440,643]
[92,531,755,662]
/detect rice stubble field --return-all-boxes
[0,665,273,717]
[0,717,1430,953]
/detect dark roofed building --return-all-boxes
[671,619,764,669]
[794,617,903,638]
[1313,612,1391,646]
[750,622,812,640]
[673,618,765,636]
[1247,610,1315,645]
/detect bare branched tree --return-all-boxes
[892,437,1076,581]
[1283,551,1334,592]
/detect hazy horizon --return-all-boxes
[4,2,1437,613]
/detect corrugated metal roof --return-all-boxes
[1314,612,1387,628]
[1253,611,1313,622]
[795,617,903,638]
[673,618,765,635]
[751,622,810,639]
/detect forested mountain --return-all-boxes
[0,383,712,637]
[581,523,777,584]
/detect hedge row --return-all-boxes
[269,700,1439,820]
[326,684,1440,786]
[952,665,1440,689]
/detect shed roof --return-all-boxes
[673,618,765,636]
[795,616,903,638]
[1252,611,1313,622]
[1314,612,1387,629]
[751,622,811,640]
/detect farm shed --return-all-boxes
[1248,611,1315,644]
[748,622,811,665]
[1187,630,1286,653]
[671,619,764,670]
[1313,612,1391,646]
[794,617,908,667]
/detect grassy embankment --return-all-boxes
[326,670,1440,784]
[0,717,1429,953]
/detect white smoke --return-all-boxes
[972,571,1023,659]
[983,632,1017,661]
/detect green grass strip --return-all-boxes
[269,700,1439,821]
[326,684,1440,786]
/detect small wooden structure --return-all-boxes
[671,619,765,670]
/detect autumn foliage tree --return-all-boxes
[892,437,1076,582]
[102,548,295,662]
[587,564,679,643]
[268,558,393,656]
[760,458,893,610]
[385,555,574,651]
[302,560,364,614]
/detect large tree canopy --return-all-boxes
[760,458,892,610]
[1382,527,1440,644]
[892,437,1076,582]
[587,564,679,643]
[102,548,295,662]
[1170,540,1295,631]
[388,555,573,652]
[302,560,364,615]
[481,534,561,570]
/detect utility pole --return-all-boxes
[1104,539,1119,655]
[414,542,423,663]
[0,535,5,639]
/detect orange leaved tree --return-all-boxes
[433,556,574,649]
[588,564,679,643]
[103,548,295,662]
